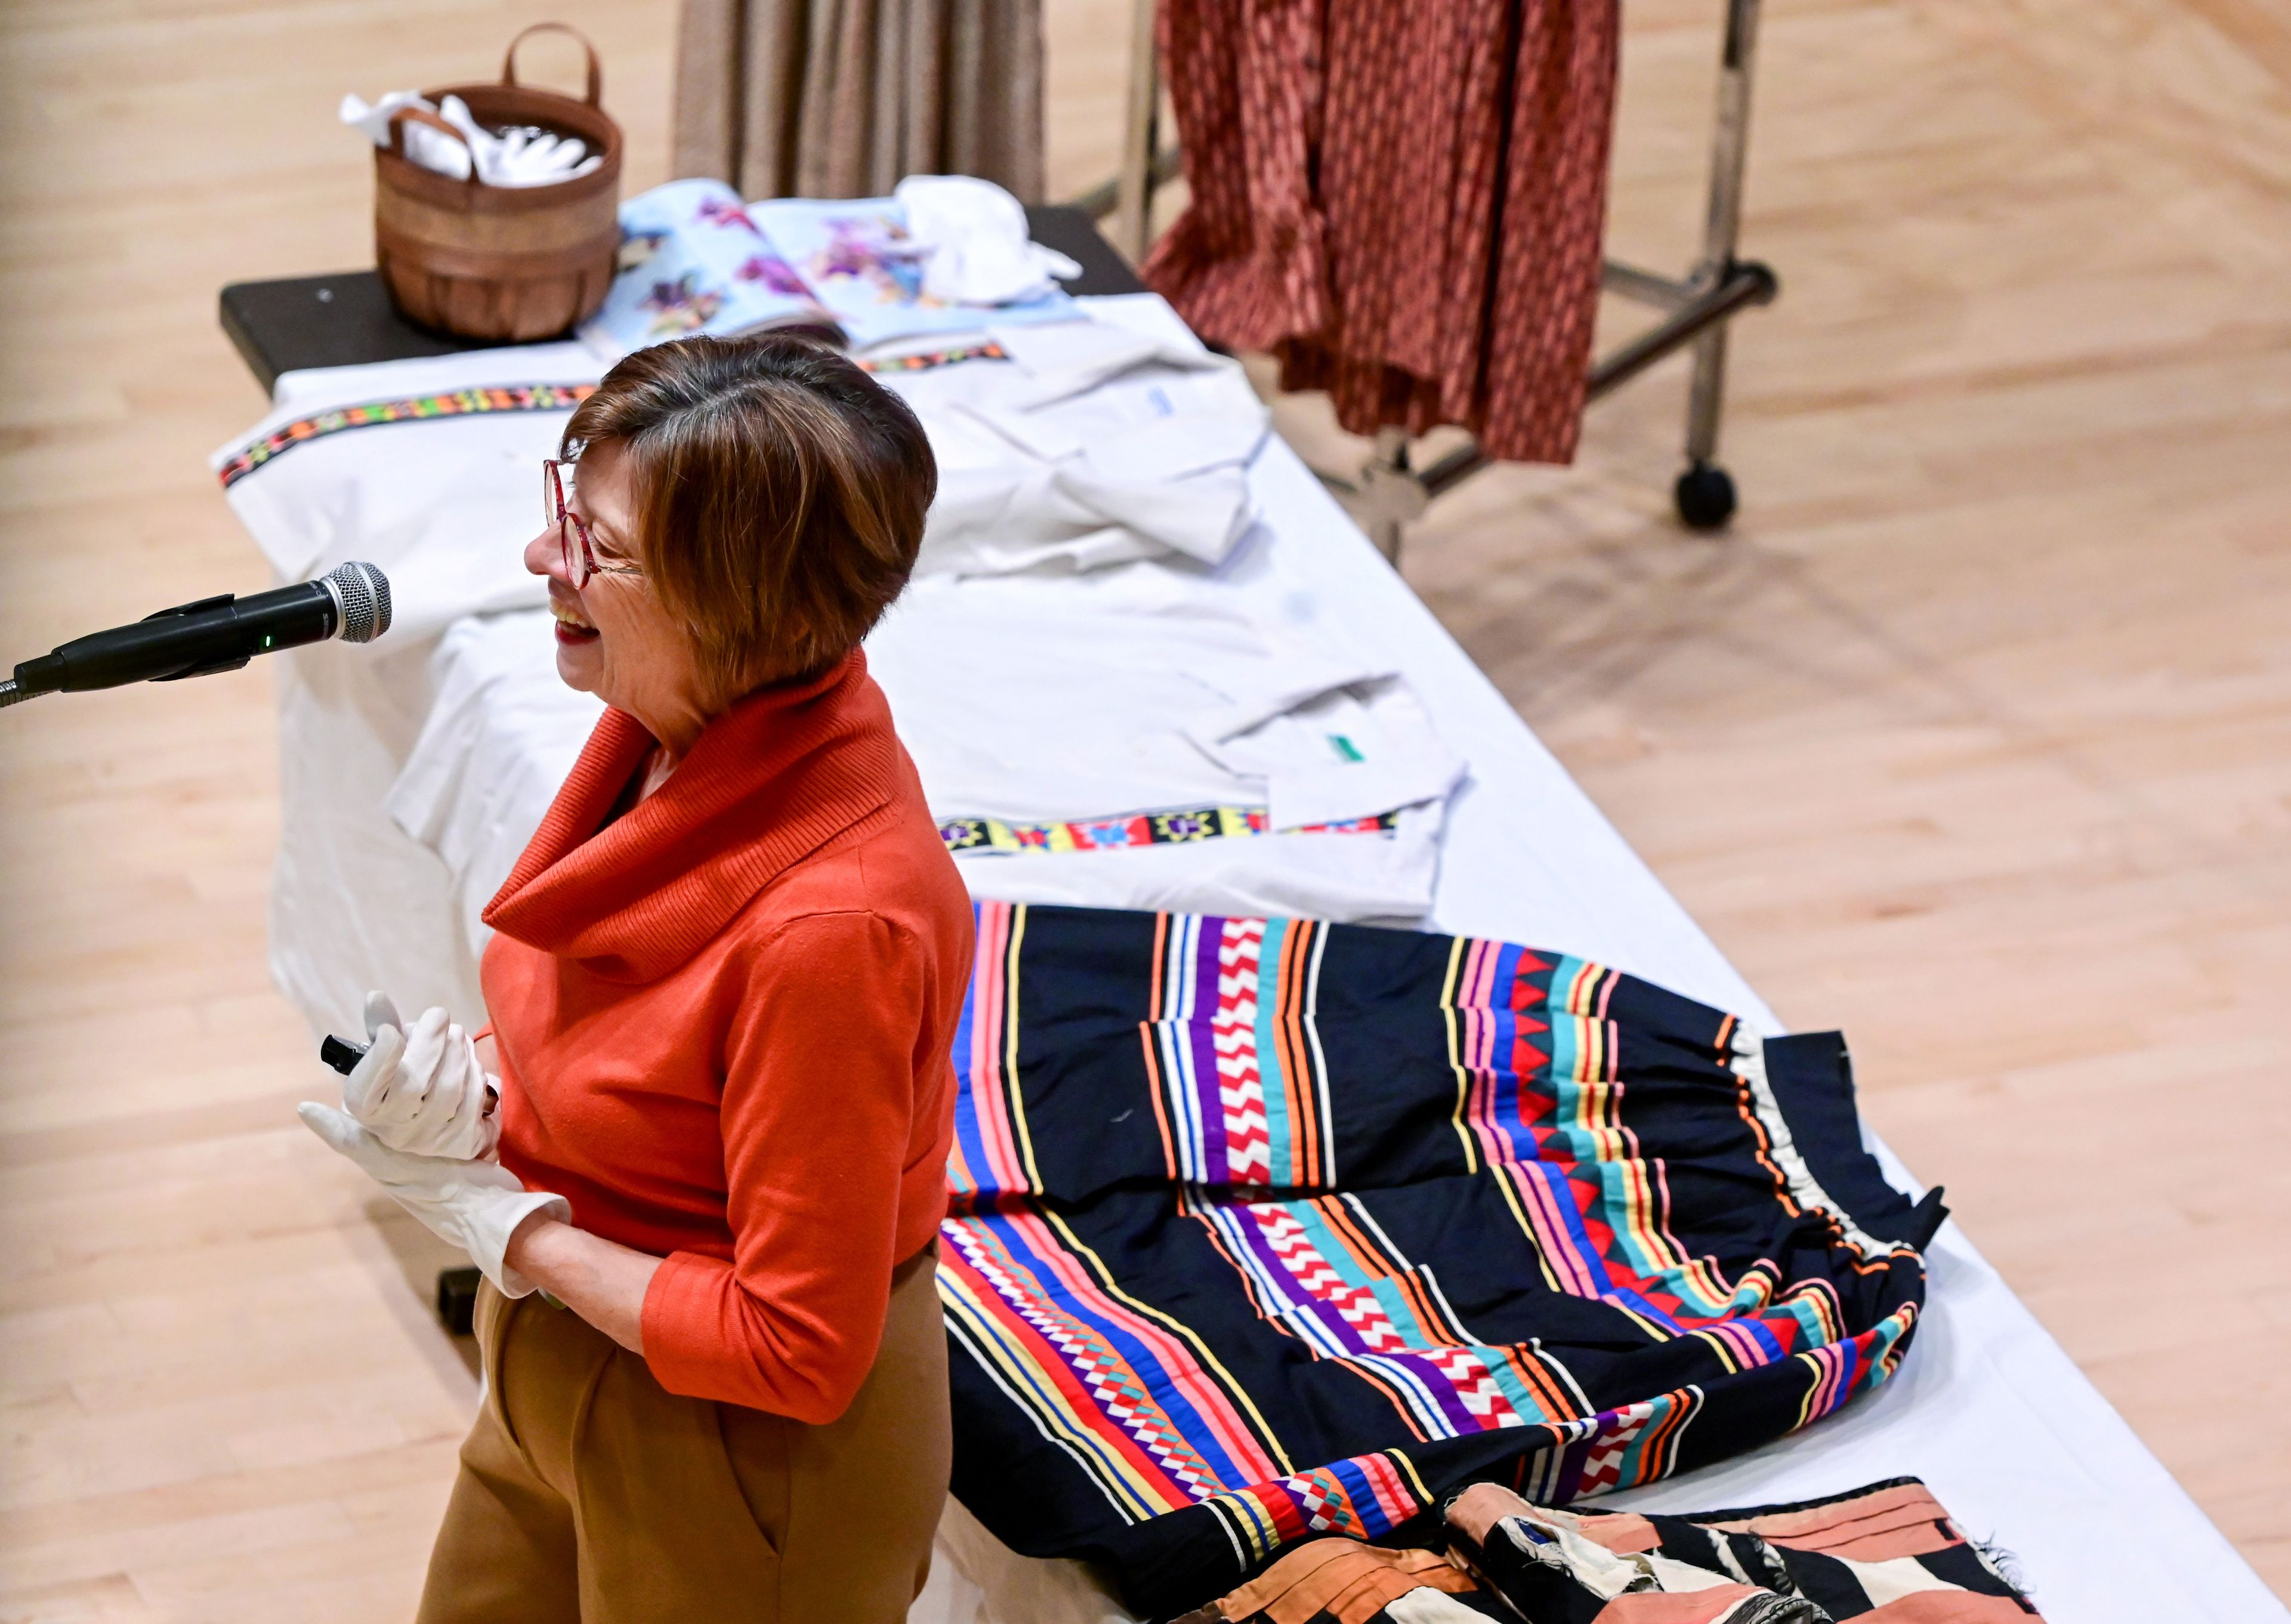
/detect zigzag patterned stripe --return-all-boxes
[215,382,598,489]
[948,1209,1289,1495]
[1450,938,1534,1168]
[1284,1209,1529,1434]
[1570,1387,1703,1497]
[942,1222,1231,1513]
[938,1266,1172,1522]
[1213,919,1273,1184]
[1144,915,1337,1191]
[1203,1194,1538,1440]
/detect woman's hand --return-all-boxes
[504,1218,662,1355]
[342,992,499,1161]
[298,1102,566,1298]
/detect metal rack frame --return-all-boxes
[1070,0,1779,557]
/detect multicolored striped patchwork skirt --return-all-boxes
[940,904,1945,1618]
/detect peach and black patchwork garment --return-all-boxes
[1446,1478,2040,1622]
[1175,1478,2040,1622]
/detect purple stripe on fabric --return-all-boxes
[1388,1352,1485,1435]
[1189,919,1230,1177]
[964,1211,1267,1492]
[1228,1212,1314,1316]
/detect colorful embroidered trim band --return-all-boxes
[938,805,1399,854]
[215,383,600,490]
[859,340,1009,374]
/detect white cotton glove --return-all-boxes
[339,91,601,187]
[300,1103,569,1298]
[344,992,500,1162]
[435,95,603,187]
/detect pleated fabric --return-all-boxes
[942,903,1943,1617]
[1176,1479,2043,1622]
[672,0,1045,202]
[1143,0,1619,464]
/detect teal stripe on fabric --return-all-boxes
[1292,1200,1382,1292]
[1545,1014,1591,1160]
[1778,1293,1833,1350]
[1548,953,1594,1017]
[1863,1307,1912,1387]
[1254,917,1292,1184]
[1469,1344,1554,1423]
[1616,1390,1693,1485]
[1365,1274,1430,1338]
[1595,1162,1663,1278]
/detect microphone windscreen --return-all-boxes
[326,561,392,644]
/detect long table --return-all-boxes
[220,242,2284,1624]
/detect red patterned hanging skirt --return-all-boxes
[1143,0,1620,465]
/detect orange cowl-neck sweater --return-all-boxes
[479,650,973,1424]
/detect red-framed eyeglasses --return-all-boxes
[543,458,643,589]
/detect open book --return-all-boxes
[580,178,1077,360]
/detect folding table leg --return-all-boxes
[1676,0,1765,531]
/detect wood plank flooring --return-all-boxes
[0,1,2283,1616]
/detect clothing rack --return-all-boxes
[1070,0,1779,557]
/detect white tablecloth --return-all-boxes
[250,296,2281,1624]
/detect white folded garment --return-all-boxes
[892,175,1082,305]
[876,317,1271,577]
[869,567,1462,829]
[984,319,1225,406]
[865,565,1465,921]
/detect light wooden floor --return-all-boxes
[0,1,2283,1617]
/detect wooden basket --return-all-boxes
[374,23,623,342]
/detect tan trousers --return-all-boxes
[417,1246,949,1624]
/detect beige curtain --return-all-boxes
[673,0,1045,202]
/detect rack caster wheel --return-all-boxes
[437,1266,482,1335]
[1674,461,1737,532]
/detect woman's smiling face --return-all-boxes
[524,440,715,754]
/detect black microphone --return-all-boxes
[1,561,391,708]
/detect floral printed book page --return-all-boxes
[579,178,843,360]
[582,181,1082,361]
[749,196,1075,351]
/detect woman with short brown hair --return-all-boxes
[300,334,970,1622]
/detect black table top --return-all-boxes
[218,203,1147,394]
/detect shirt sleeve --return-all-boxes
[639,909,925,1421]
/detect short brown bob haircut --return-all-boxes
[560,334,936,702]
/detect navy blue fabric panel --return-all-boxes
[1763,1032,1945,1248]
